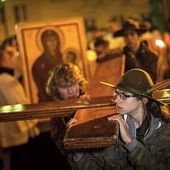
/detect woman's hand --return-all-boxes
[108,114,133,144]
[79,93,91,100]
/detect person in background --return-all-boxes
[142,17,161,39]
[46,62,89,170]
[1,35,23,83]
[87,26,104,51]
[157,45,170,82]
[94,38,110,63]
[104,17,125,50]
[141,18,163,55]
[114,20,158,83]
[68,68,170,170]
[94,38,122,63]
[0,47,39,170]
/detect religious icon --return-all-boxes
[16,17,88,103]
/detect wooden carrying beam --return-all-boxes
[0,54,125,122]
[0,96,115,122]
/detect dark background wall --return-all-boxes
[0,0,169,43]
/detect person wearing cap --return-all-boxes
[68,68,170,170]
[114,19,158,83]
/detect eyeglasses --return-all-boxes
[113,90,136,100]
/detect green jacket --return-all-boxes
[68,114,170,170]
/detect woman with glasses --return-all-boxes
[69,68,170,170]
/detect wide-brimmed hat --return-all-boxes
[114,20,146,37]
[100,68,170,105]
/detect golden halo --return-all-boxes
[63,48,79,63]
[36,26,65,52]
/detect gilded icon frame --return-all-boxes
[16,17,88,103]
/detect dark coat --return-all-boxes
[123,42,158,83]
[68,114,170,170]
[50,114,75,157]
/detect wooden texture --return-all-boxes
[0,96,115,122]
[87,54,125,97]
[64,107,119,149]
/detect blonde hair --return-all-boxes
[46,63,88,99]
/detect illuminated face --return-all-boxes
[113,89,142,116]
[58,83,80,100]
[0,51,14,69]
